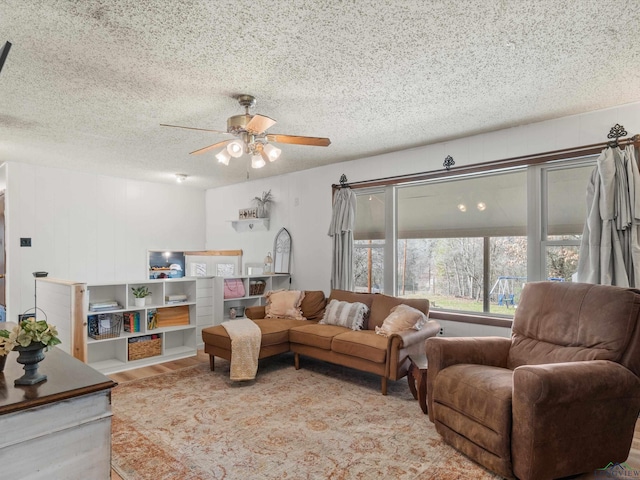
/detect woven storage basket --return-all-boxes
[128,337,162,361]
[88,313,123,340]
[249,280,266,296]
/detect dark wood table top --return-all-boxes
[0,347,116,415]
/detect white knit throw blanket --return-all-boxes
[221,318,261,381]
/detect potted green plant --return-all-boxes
[252,189,274,218]
[131,285,152,307]
[0,317,61,383]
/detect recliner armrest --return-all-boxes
[245,306,266,320]
[512,361,640,480]
[426,336,511,421]
[513,360,640,405]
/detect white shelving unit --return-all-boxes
[195,276,214,349]
[229,218,270,232]
[85,278,197,374]
[213,274,290,325]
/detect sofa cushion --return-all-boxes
[329,289,375,308]
[265,290,305,320]
[433,364,513,459]
[300,290,327,321]
[319,299,369,330]
[331,330,388,363]
[375,304,428,337]
[368,294,430,331]
[253,319,309,346]
[202,318,307,349]
[289,323,350,350]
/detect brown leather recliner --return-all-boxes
[426,281,640,480]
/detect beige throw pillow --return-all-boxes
[265,290,305,320]
[319,299,369,331]
[375,304,428,337]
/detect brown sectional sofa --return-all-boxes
[202,289,440,394]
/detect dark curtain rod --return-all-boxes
[332,134,640,191]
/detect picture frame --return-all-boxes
[245,262,264,276]
[216,263,235,276]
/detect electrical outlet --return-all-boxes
[439,327,444,336]
[20,237,31,247]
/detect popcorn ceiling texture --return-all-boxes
[0,0,638,188]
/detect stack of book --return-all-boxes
[89,301,121,312]
[123,311,141,333]
[165,294,187,304]
[147,309,158,330]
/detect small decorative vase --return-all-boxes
[134,297,145,307]
[14,342,47,386]
[0,354,6,373]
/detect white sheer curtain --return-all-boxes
[328,187,356,291]
[577,145,640,286]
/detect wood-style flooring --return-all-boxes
[108,351,640,480]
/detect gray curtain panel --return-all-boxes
[328,188,356,291]
[577,145,640,287]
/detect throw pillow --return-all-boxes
[300,291,327,321]
[375,304,429,337]
[265,290,305,320]
[319,299,369,331]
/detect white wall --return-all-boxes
[205,101,640,298]
[5,163,206,321]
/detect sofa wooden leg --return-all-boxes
[209,355,215,371]
[294,352,300,370]
[381,376,388,395]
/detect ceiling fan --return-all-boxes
[161,94,331,169]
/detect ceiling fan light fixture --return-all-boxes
[216,149,231,165]
[227,140,244,158]
[263,143,281,162]
[251,154,266,169]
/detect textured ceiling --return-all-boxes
[0,0,639,189]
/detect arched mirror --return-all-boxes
[273,227,292,274]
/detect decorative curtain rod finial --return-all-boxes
[608,124,628,147]
[443,155,455,170]
[339,174,349,187]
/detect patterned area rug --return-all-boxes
[111,354,500,480]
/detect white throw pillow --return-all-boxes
[375,304,428,337]
[319,299,369,331]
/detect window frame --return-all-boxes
[352,157,597,321]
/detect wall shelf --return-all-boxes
[230,218,269,232]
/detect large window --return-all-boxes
[541,163,595,281]
[354,190,385,293]
[353,158,596,316]
[396,170,528,314]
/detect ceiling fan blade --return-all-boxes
[160,124,230,135]
[190,139,232,155]
[246,114,276,134]
[266,134,331,147]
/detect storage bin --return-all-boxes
[128,336,162,361]
[88,313,122,340]
[249,280,266,296]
